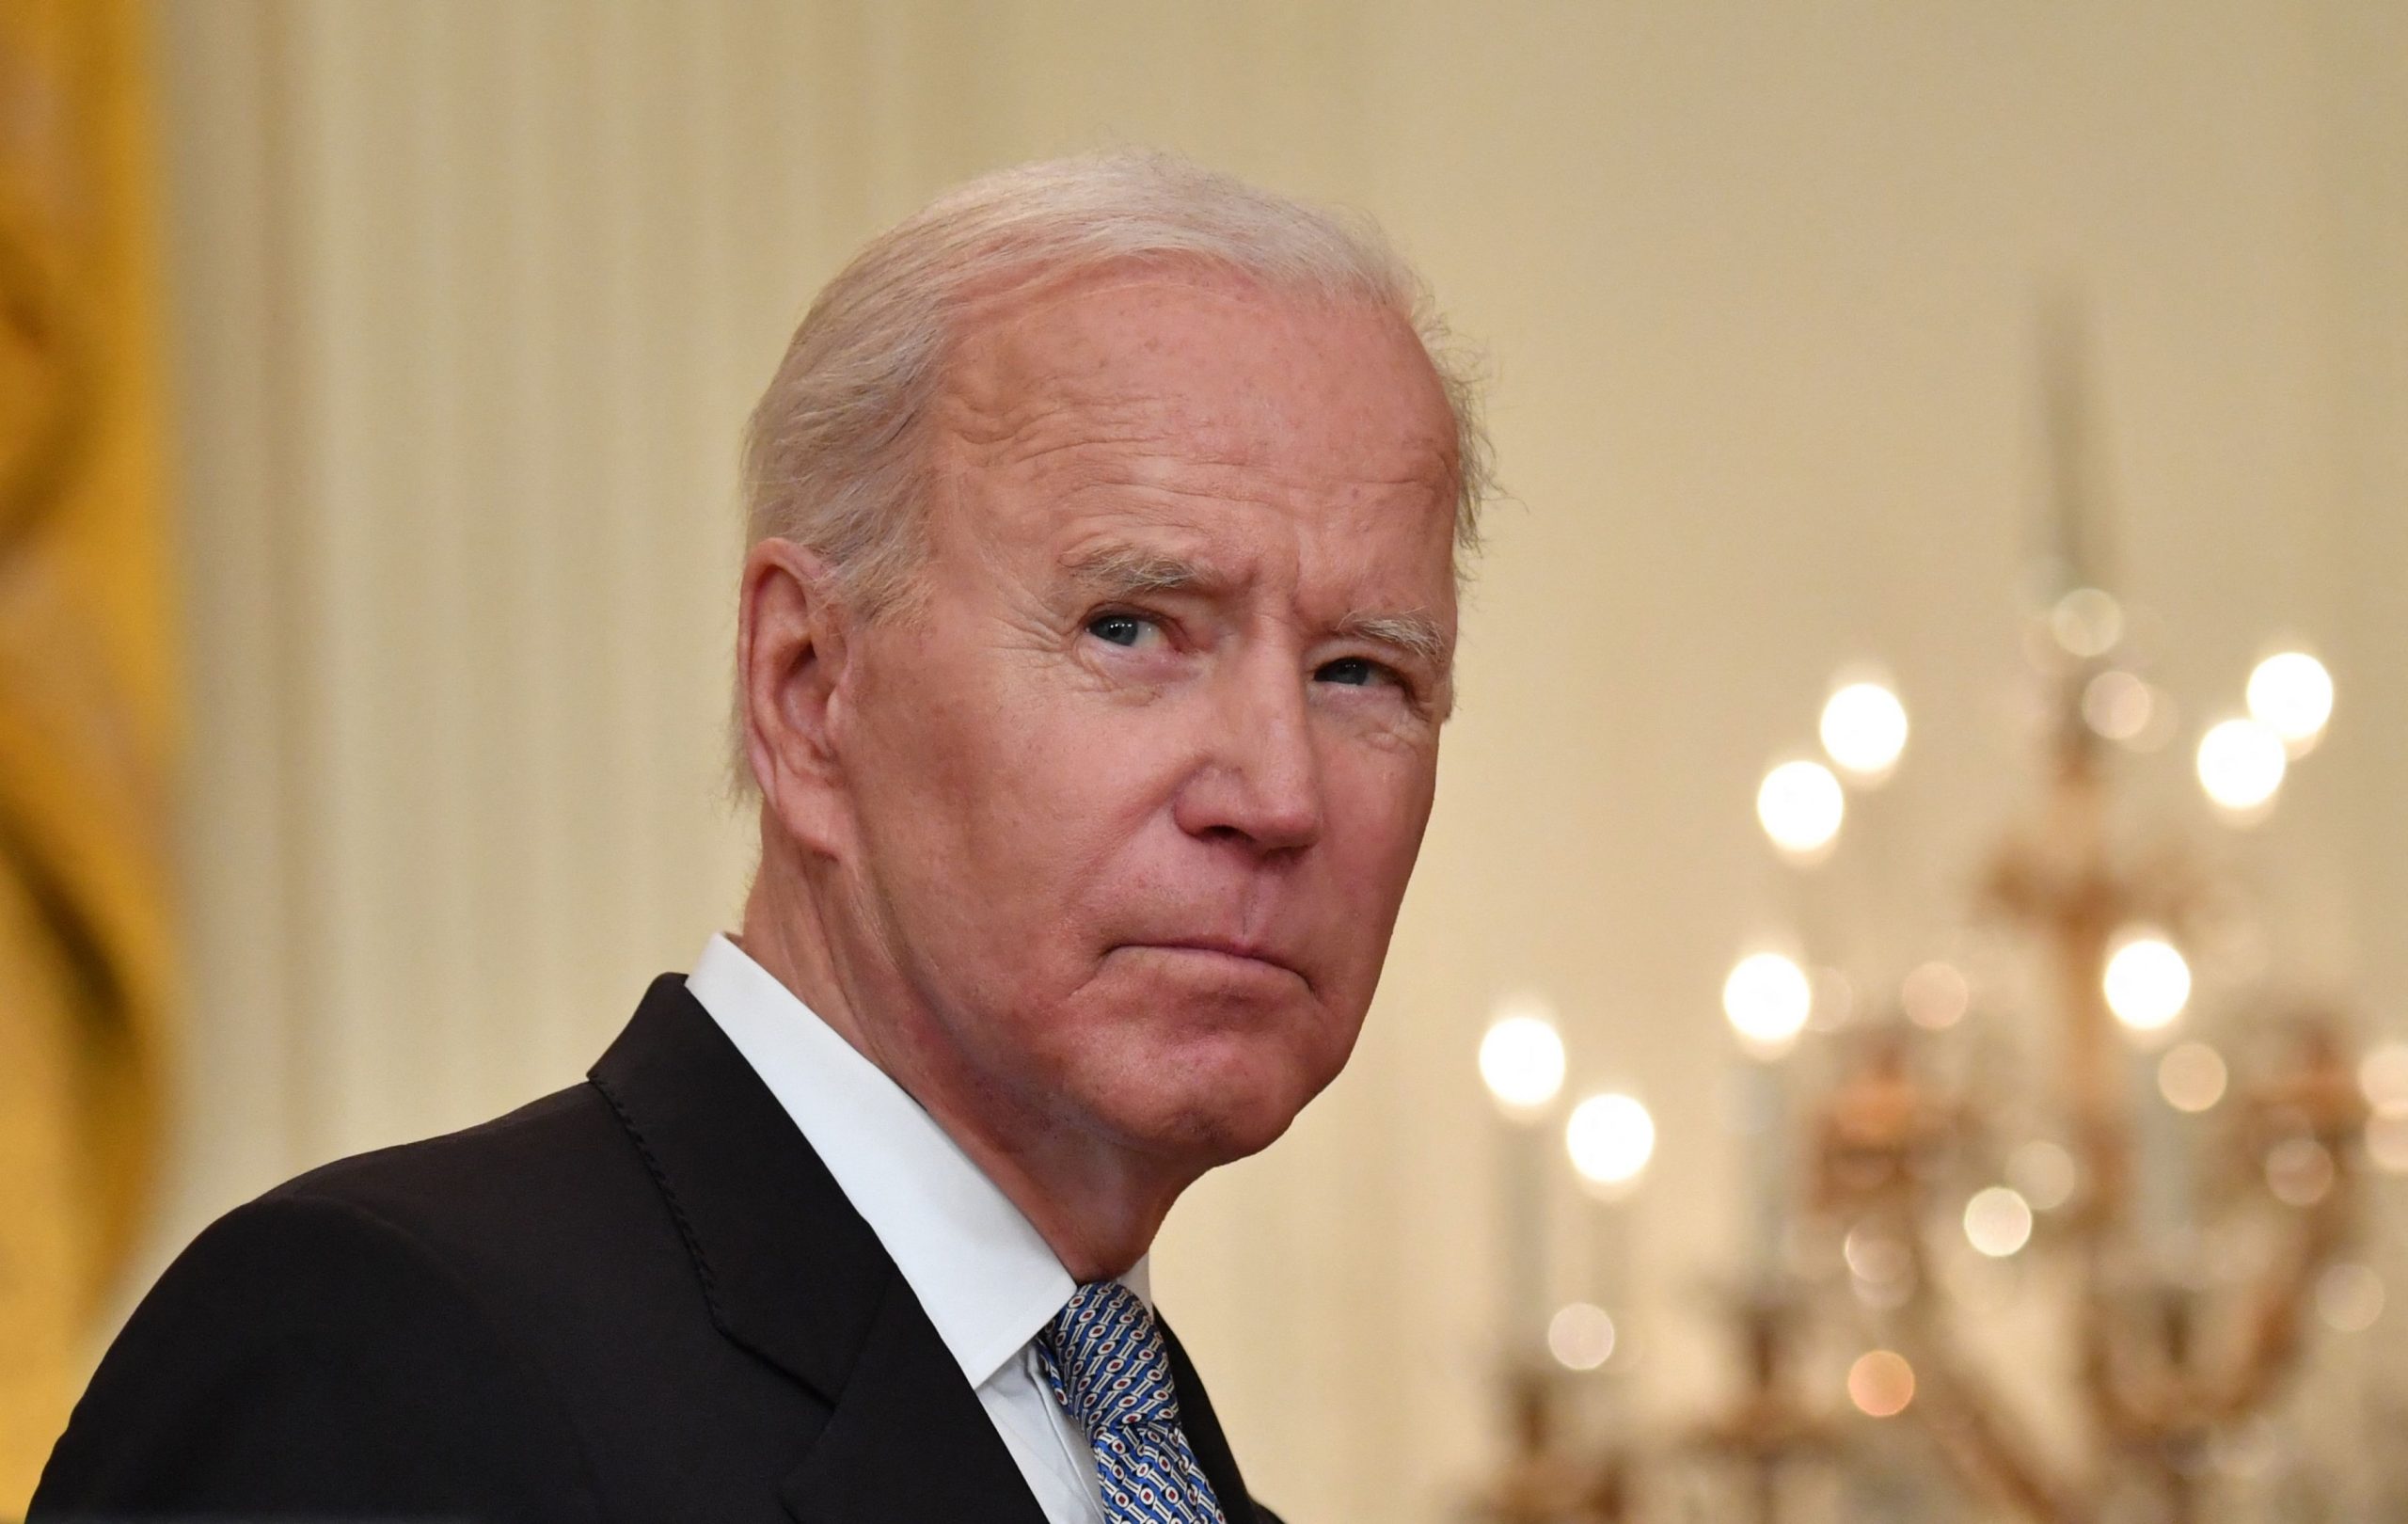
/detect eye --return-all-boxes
[1315,656,1387,688]
[1085,611,1158,648]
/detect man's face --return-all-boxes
[830,268,1459,1170]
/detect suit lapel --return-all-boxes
[590,976,1046,1524]
[780,1275,1050,1524]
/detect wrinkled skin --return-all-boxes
[739,265,1461,1277]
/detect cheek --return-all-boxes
[855,635,1046,834]
[850,650,1182,954]
[1287,743,1435,1003]
[1326,743,1439,893]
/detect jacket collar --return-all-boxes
[589,973,1259,1524]
[684,931,1145,1390]
[589,975,1050,1524]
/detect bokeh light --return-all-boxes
[1478,1002,1565,1116]
[1546,1302,1618,1370]
[2082,670,2154,742]
[1901,960,1971,1030]
[1819,680,1909,780]
[1724,951,1813,1056]
[2366,1114,2408,1174]
[2197,717,2288,814]
[1847,1350,1917,1418]
[2051,588,2125,658]
[2318,1263,2384,1332]
[2157,1042,2229,1113]
[2266,1137,2337,1207]
[1565,1092,1656,1187]
[2103,932,2191,1035]
[1758,759,1846,857]
[2358,1040,2408,1117]
[1843,1222,1913,1289]
[1963,1186,2035,1258]
[2247,651,2334,754]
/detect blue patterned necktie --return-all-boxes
[1036,1280,1228,1524]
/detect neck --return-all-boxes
[737,831,1195,1281]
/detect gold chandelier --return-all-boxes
[1467,316,2377,1524]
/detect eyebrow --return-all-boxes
[1060,542,1453,676]
[1060,543,1221,597]
[1338,611,1451,671]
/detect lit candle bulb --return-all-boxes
[1480,996,1564,1358]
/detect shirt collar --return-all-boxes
[685,932,1149,1388]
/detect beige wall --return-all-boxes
[146,4,2406,1520]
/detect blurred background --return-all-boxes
[4,2,2403,1520]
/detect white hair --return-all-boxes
[730,150,1491,798]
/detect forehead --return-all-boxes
[929,267,1462,559]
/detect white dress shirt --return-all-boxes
[686,932,1133,1524]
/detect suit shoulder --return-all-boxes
[273,1081,626,1213]
[35,1185,605,1518]
[227,1077,707,1376]
[37,1087,673,1517]
[258,1082,676,1268]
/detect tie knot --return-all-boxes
[1038,1280,1180,1433]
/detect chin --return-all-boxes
[1122,1107,1294,1171]
[1097,1040,1335,1167]
[1046,960,1365,1163]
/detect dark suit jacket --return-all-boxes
[34,974,1280,1523]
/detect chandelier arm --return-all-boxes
[1889,1295,2094,1524]
[2079,1272,2175,1444]
[2202,1194,2353,1421]
[1876,1216,2096,1524]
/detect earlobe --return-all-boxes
[737,540,853,854]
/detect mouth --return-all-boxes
[1117,939,1310,987]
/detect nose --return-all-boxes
[1171,652,1325,854]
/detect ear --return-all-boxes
[737,538,857,858]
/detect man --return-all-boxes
[35,151,1487,1523]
